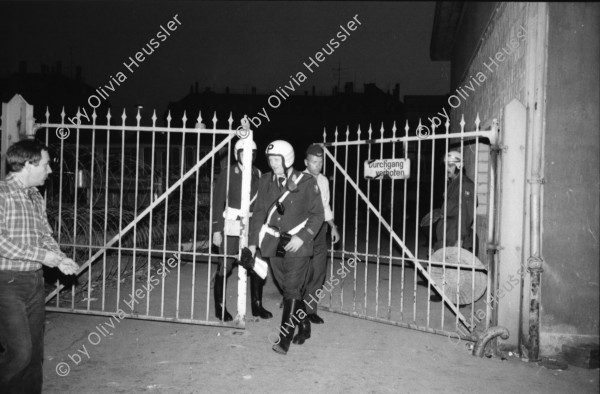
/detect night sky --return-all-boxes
[0,1,450,117]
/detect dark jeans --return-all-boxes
[302,223,328,314]
[270,255,310,300]
[0,269,45,394]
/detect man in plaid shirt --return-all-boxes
[0,139,78,394]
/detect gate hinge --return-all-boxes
[491,144,508,153]
[527,177,545,184]
[487,243,503,253]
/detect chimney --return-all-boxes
[195,82,199,94]
[251,87,256,95]
[393,83,400,100]
[312,86,315,96]
[225,86,230,95]
[19,61,27,74]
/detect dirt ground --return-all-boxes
[43,303,599,394]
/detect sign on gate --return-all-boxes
[364,159,410,180]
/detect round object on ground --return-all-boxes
[428,247,487,305]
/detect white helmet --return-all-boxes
[234,138,257,153]
[444,151,463,170]
[265,140,295,168]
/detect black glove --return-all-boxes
[240,247,255,271]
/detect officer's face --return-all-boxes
[446,163,458,179]
[268,156,285,176]
[304,154,323,176]
[237,150,256,164]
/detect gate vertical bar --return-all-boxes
[145,111,157,316]
[159,112,172,317]
[426,120,437,328]
[413,121,422,322]
[88,109,97,310]
[352,126,361,313]
[342,127,350,310]
[375,124,384,316]
[237,118,253,324]
[455,116,466,326]
[387,122,397,320]
[189,112,203,320]
[400,121,409,319]
[363,125,373,313]
[175,112,188,319]
[131,108,141,314]
[102,110,112,312]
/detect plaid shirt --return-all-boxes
[0,174,65,271]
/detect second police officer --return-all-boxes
[248,140,324,355]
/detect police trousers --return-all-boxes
[269,255,311,300]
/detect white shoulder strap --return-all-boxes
[264,173,305,225]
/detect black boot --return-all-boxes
[250,274,273,319]
[292,302,311,345]
[214,274,233,322]
[272,298,298,355]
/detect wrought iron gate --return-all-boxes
[35,107,254,328]
[319,116,499,341]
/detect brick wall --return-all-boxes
[447,2,530,251]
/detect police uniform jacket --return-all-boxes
[436,173,476,246]
[249,169,324,258]
[211,164,261,233]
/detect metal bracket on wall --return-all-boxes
[491,144,508,154]
[486,243,503,254]
[527,177,545,184]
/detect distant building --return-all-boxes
[165,81,405,169]
[0,61,111,125]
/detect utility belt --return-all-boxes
[222,188,258,237]
[258,219,308,257]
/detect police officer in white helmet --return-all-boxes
[211,138,272,321]
[436,150,476,251]
[248,140,324,355]
[420,150,477,301]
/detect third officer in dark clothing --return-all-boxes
[248,140,324,355]
[434,150,476,251]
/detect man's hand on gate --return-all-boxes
[284,235,304,253]
[58,258,79,275]
[42,251,63,268]
[331,225,341,244]
[213,231,223,247]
